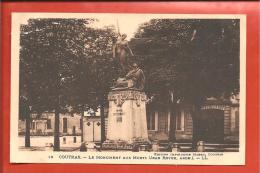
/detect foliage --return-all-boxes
[131,19,240,105]
[20,19,117,113]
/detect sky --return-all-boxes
[20,13,156,39]
[19,13,240,39]
[87,14,155,39]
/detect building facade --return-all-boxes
[19,112,83,136]
[19,97,239,144]
[146,97,239,143]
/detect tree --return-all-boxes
[85,26,118,143]
[20,19,117,150]
[131,19,240,148]
[20,18,96,151]
[19,92,31,147]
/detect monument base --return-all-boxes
[102,139,150,151]
[104,89,149,150]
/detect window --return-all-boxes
[63,118,67,133]
[47,119,51,129]
[147,112,156,130]
[235,111,239,132]
[72,126,76,135]
[80,119,83,129]
[158,111,168,132]
[176,113,181,130]
[31,121,35,129]
[176,110,185,131]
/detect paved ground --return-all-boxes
[19,136,82,151]
[19,136,239,152]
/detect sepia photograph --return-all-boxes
[10,13,246,164]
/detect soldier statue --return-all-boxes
[112,63,145,91]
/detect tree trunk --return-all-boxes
[169,105,177,142]
[25,116,31,147]
[53,108,60,151]
[100,102,106,144]
[191,104,201,150]
[81,112,84,142]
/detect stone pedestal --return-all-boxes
[106,90,148,143]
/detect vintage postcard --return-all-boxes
[10,13,246,165]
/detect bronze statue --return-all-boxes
[112,63,145,91]
[112,34,134,74]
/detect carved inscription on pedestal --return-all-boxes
[113,108,124,122]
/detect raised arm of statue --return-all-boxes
[116,19,121,37]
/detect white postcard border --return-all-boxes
[10,13,246,165]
